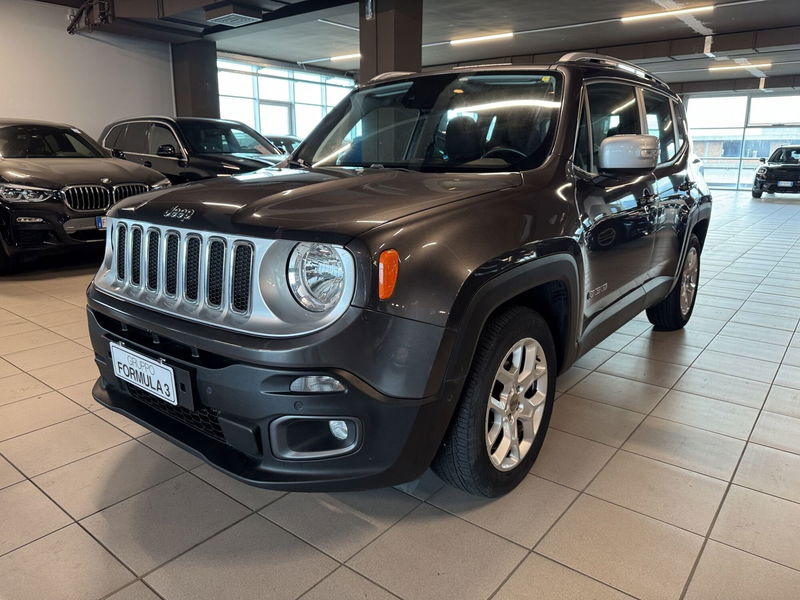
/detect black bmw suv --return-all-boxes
[0,120,168,271]
[87,54,711,497]
[752,145,800,198]
[99,117,284,184]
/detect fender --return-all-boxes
[426,248,583,404]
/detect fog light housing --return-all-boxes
[290,375,345,393]
[16,217,44,223]
[269,416,360,460]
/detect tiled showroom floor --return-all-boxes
[2,190,800,600]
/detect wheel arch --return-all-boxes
[439,250,583,400]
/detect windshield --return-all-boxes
[769,147,800,164]
[296,71,562,172]
[0,125,104,159]
[180,122,278,156]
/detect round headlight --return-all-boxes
[287,242,346,312]
[757,167,768,175]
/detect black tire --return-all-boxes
[646,234,701,331]
[752,190,763,198]
[432,306,556,497]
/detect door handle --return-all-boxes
[144,161,152,168]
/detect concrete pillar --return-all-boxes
[171,40,220,118]
[358,0,422,84]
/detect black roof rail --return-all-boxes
[558,52,669,88]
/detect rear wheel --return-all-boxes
[433,306,556,497]
[646,234,700,330]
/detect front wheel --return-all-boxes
[752,189,763,198]
[432,306,556,497]
[646,234,701,330]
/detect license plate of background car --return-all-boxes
[778,181,795,187]
[110,342,177,405]
[96,216,107,230]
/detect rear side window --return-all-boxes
[585,83,641,168]
[119,122,148,153]
[643,90,678,163]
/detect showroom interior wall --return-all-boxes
[0,0,175,138]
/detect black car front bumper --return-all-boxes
[753,173,800,194]
[87,286,459,491]
[0,202,105,258]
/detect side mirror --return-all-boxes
[157,144,178,157]
[111,148,126,159]
[598,135,659,175]
[759,157,766,163]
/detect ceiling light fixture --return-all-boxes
[450,32,514,46]
[620,5,713,22]
[330,53,361,61]
[708,63,771,71]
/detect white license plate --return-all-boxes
[96,216,108,230]
[778,181,795,187]
[110,342,177,405]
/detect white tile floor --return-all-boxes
[1,190,800,600]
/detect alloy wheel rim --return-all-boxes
[680,247,699,317]
[485,337,548,472]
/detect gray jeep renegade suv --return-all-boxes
[87,53,711,497]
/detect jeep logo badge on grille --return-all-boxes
[163,206,195,222]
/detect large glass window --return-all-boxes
[687,93,800,189]
[217,56,354,141]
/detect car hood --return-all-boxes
[196,152,286,170]
[110,167,522,242]
[0,158,165,189]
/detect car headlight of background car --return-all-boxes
[0,184,55,202]
[757,166,768,176]
[150,178,171,191]
[288,242,346,312]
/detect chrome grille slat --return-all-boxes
[165,233,180,296]
[207,240,226,308]
[115,223,127,280]
[146,230,160,291]
[232,244,253,313]
[185,237,201,302]
[130,227,143,286]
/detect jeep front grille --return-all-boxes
[112,220,254,316]
[95,218,356,338]
[63,183,149,212]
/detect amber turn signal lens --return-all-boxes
[378,249,400,300]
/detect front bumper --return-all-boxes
[753,176,800,194]
[1,202,105,257]
[87,287,457,491]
